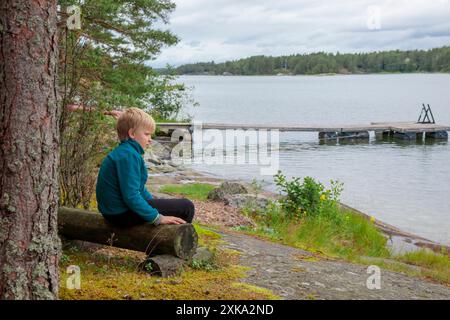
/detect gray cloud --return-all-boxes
[150,0,450,67]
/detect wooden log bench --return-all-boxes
[58,207,198,276]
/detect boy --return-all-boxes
[96,108,195,227]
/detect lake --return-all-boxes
[176,74,450,245]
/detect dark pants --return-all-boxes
[102,198,195,228]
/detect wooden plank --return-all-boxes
[389,124,450,133]
[193,123,391,132]
[156,122,450,133]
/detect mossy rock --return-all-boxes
[207,182,248,202]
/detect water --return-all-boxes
[177,74,450,245]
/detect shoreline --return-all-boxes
[174,72,450,77]
[146,153,449,256]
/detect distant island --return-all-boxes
[157,46,450,76]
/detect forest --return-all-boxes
[166,46,450,75]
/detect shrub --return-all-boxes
[273,171,343,219]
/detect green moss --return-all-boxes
[59,221,275,300]
[222,248,243,256]
[59,248,276,300]
[194,224,221,239]
[193,224,223,248]
[293,254,320,262]
[231,283,280,300]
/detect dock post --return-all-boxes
[375,130,392,140]
[425,131,448,140]
[417,132,425,142]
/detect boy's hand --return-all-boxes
[159,215,186,225]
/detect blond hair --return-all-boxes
[116,108,156,141]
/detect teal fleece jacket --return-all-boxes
[96,138,160,224]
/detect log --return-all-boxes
[58,207,198,260]
[140,254,185,277]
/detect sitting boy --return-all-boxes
[96,107,195,227]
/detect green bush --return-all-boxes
[273,171,343,219]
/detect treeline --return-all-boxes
[165,47,450,75]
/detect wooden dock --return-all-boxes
[156,121,450,141]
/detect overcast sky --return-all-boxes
[149,0,450,68]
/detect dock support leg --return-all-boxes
[425,131,448,140]
[375,130,391,139]
[415,132,424,142]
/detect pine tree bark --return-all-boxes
[0,0,60,299]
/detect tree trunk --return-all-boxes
[0,0,60,299]
[58,207,198,260]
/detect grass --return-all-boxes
[293,210,390,258]
[159,183,216,201]
[394,249,450,283]
[241,201,390,261]
[357,249,450,285]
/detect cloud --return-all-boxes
[150,0,450,67]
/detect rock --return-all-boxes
[160,164,177,173]
[207,182,248,202]
[145,150,185,172]
[146,154,162,166]
[148,164,178,173]
[168,161,181,168]
[223,194,270,210]
[147,141,172,160]
[160,159,181,168]
[192,247,214,263]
